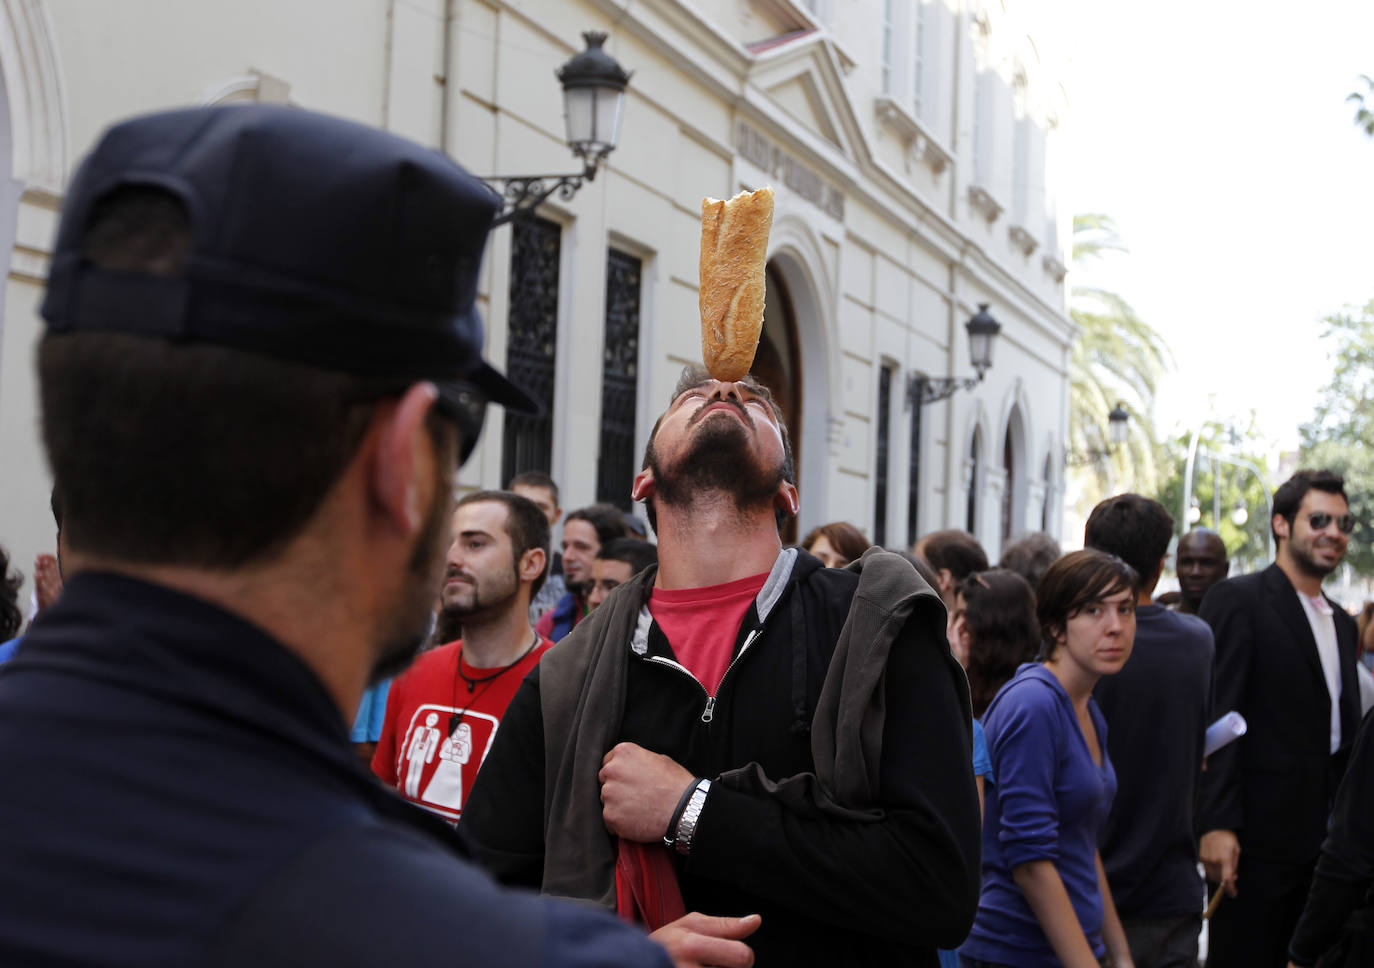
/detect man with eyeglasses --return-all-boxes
[1197,469,1362,968]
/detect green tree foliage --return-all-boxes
[1298,300,1374,575]
[1349,75,1374,138]
[1153,420,1274,575]
[1070,214,1173,497]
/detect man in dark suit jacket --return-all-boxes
[1198,469,1362,968]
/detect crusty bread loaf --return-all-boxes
[699,187,774,383]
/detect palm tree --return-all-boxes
[1349,75,1374,138]
[1069,214,1173,495]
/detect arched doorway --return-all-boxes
[1001,405,1027,542]
[966,426,982,534]
[753,264,802,544]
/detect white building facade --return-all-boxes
[0,0,1074,601]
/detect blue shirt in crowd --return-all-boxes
[940,719,996,968]
[961,663,1117,968]
[350,678,392,743]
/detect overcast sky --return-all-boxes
[1050,0,1374,460]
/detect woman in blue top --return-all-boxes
[961,549,1138,968]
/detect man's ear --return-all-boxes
[631,467,656,503]
[519,546,547,585]
[938,568,955,594]
[369,382,440,536]
[774,481,799,519]
[1273,513,1291,542]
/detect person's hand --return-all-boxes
[1200,829,1240,896]
[599,741,694,843]
[33,554,62,613]
[648,912,760,968]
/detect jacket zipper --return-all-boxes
[640,625,764,723]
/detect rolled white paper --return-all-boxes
[1204,711,1247,758]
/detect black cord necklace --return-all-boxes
[448,632,540,734]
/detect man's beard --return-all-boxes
[650,408,785,521]
[369,480,453,685]
[1291,537,1344,579]
[433,558,520,641]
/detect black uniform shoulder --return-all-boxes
[205,821,669,967]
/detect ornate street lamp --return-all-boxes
[1067,401,1131,467]
[907,304,1003,406]
[484,31,631,226]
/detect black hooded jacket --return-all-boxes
[462,548,980,966]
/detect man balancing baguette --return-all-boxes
[462,364,981,966]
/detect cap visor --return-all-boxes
[447,360,540,415]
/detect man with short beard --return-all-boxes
[373,491,552,821]
[463,365,980,966]
[1198,469,1362,968]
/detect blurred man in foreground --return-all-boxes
[0,104,738,968]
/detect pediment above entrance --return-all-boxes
[745,30,865,163]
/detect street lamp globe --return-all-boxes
[557,32,631,169]
[1232,503,1249,527]
[1107,402,1130,445]
[966,304,1002,380]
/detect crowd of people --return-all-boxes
[0,102,1372,968]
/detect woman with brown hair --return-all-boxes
[800,521,870,569]
[948,569,1040,719]
[961,549,1139,968]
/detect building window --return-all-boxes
[1042,452,1054,531]
[913,2,926,117]
[502,215,561,484]
[907,380,924,548]
[1011,74,1030,225]
[1001,428,1016,542]
[881,0,895,94]
[597,249,642,510]
[967,426,982,534]
[1012,115,1030,224]
[874,366,893,546]
[971,70,985,182]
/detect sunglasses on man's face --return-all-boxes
[1307,512,1357,534]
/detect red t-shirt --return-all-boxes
[372,637,552,821]
[648,572,769,695]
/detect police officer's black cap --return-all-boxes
[40,103,538,435]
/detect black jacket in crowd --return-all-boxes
[1288,707,1374,967]
[1197,564,1361,864]
[0,574,669,967]
[462,549,981,967]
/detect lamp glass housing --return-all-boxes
[1107,403,1129,445]
[562,84,625,162]
[965,303,1001,378]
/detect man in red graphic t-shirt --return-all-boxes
[464,364,979,966]
[374,490,552,821]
